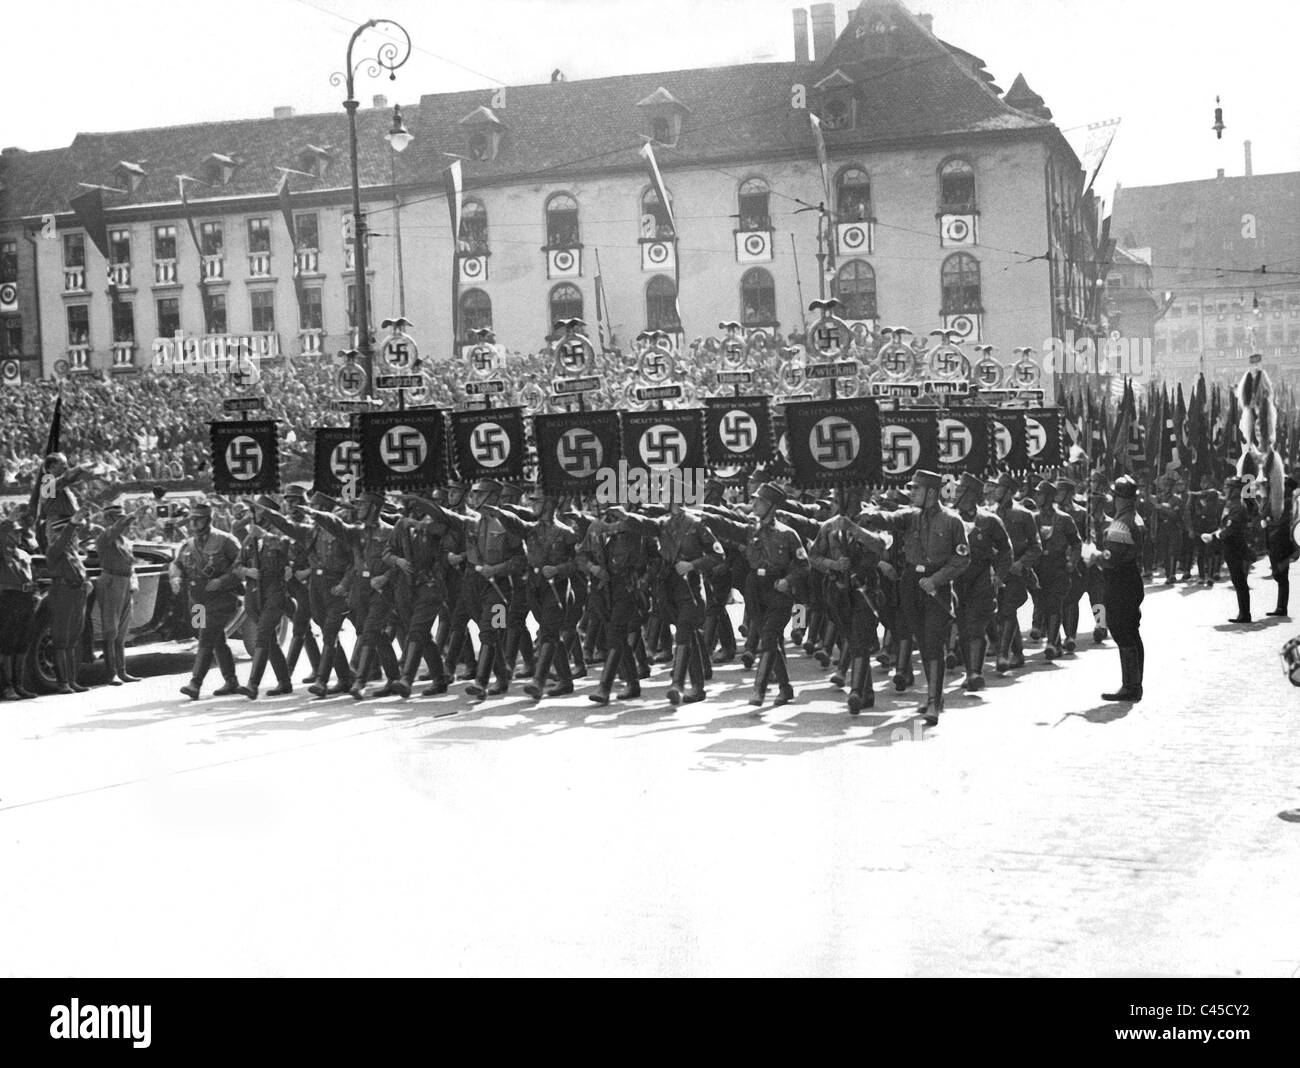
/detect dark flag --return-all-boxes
[360,409,446,491]
[704,396,773,467]
[276,171,310,337]
[28,390,63,546]
[1108,378,1136,476]
[622,408,705,473]
[178,178,214,332]
[209,420,280,494]
[991,410,1028,473]
[68,187,123,322]
[533,410,622,494]
[787,398,884,486]
[1024,408,1063,471]
[933,408,991,477]
[450,406,526,482]
[312,426,363,497]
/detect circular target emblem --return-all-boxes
[840,224,868,251]
[557,428,602,477]
[329,440,361,480]
[881,425,921,476]
[646,241,670,265]
[639,425,687,470]
[0,282,17,307]
[809,416,861,471]
[993,421,1012,461]
[718,409,758,454]
[1,358,18,383]
[743,233,768,257]
[945,217,971,242]
[552,249,576,272]
[469,421,511,469]
[225,436,264,481]
[379,425,429,473]
[947,314,975,338]
[1025,417,1047,457]
[462,257,483,279]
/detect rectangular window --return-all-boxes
[248,217,271,254]
[200,221,224,256]
[0,239,17,282]
[1215,328,1229,348]
[295,213,319,250]
[67,304,90,346]
[301,287,323,331]
[207,292,227,335]
[3,319,22,356]
[109,229,131,265]
[63,232,86,268]
[1186,301,1198,315]
[250,290,275,333]
[154,225,177,261]
[112,301,135,343]
[156,297,180,338]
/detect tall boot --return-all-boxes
[962,638,986,691]
[291,631,321,683]
[211,643,240,696]
[683,641,706,703]
[285,633,305,681]
[701,616,718,661]
[846,656,873,714]
[420,641,450,697]
[1010,625,1025,668]
[814,622,837,668]
[802,609,822,656]
[501,626,522,680]
[1101,646,1143,701]
[102,642,122,686]
[64,649,89,693]
[694,632,713,681]
[10,653,36,699]
[329,642,354,692]
[632,632,651,679]
[515,630,536,679]
[922,658,944,726]
[309,639,336,698]
[588,646,624,705]
[0,656,16,700]
[616,643,642,700]
[524,642,556,700]
[1043,614,1062,659]
[995,621,1014,673]
[1062,601,1079,652]
[748,650,775,707]
[238,648,269,700]
[376,642,408,697]
[830,643,851,687]
[349,644,375,700]
[180,644,215,700]
[266,644,293,696]
[564,631,587,679]
[893,638,914,690]
[581,619,600,669]
[465,642,495,700]
[114,638,140,683]
[547,642,575,696]
[665,643,691,705]
[457,632,478,680]
[772,647,794,706]
[714,611,736,662]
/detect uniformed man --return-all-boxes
[384,494,453,698]
[0,517,39,700]
[1099,475,1146,702]
[171,501,244,700]
[280,486,321,684]
[578,504,649,705]
[986,472,1041,673]
[1056,478,1090,653]
[699,479,739,664]
[1264,475,1298,617]
[1203,475,1257,624]
[36,452,94,548]
[1153,474,1186,584]
[952,472,1011,692]
[94,502,143,685]
[868,470,969,725]
[1031,477,1081,660]
[236,497,296,699]
[44,510,93,694]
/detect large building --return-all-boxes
[1,0,1101,391]
[1109,154,1300,391]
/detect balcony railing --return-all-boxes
[299,329,323,355]
[247,251,272,277]
[67,344,91,371]
[202,254,225,280]
[108,263,131,287]
[111,342,136,368]
[154,259,177,284]
[295,249,319,275]
[64,267,86,292]
[343,246,356,271]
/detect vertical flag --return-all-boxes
[68,187,123,324]
[445,159,463,351]
[639,141,682,331]
[1108,378,1135,476]
[27,389,62,547]
[276,170,310,336]
[808,111,833,210]
[178,177,214,332]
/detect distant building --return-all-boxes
[1,0,1102,391]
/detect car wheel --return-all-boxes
[26,605,58,695]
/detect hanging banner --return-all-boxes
[786,398,883,487]
[933,408,992,477]
[534,410,622,494]
[450,406,526,482]
[621,408,705,473]
[312,426,363,497]
[359,409,446,491]
[1023,407,1064,471]
[991,411,1028,472]
[209,420,280,494]
[874,409,938,487]
[704,395,773,467]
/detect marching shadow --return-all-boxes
[1055,702,1133,725]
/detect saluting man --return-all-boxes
[578,504,651,705]
[45,510,94,694]
[94,502,143,685]
[171,501,244,700]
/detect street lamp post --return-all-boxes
[332,18,412,400]
[386,104,412,320]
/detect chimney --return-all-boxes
[373,94,388,109]
[792,8,810,63]
[918,13,934,33]
[1244,139,1252,176]
[810,2,836,61]
[1216,168,1225,179]
[273,106,295,120]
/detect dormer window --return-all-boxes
[813,70,856,131]
[459,106,505,162]
[298,145,333,180]
[204,153,238,186]
[115,161,146,193]
[636,87,688,148]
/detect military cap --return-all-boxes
[190,502,213,517]
[910,470,942,491]
[283,484,309,502]
[988,471,1019,491]
[310,490,336,509]
[957,472,985,495]
[1055,479,1076,495]
[885,487,911,506]
[1111,475,1138,500]
[1035,478,1057,495]
[472,478,504,494]
[755,482,786,505]
[360,490,386,505]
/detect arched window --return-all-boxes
[549,283,583,327]
[459,199,488,254]
[641,187,675,239]
[836,167,872,222]
[939,159,976,213]
[741,268,776,326]
[645,275,680,331]
[941,253,981,314]
[546,193,580,248]
[738,177,771,231]
[459,288,492,340]
[833,260,877,320]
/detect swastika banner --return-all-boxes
[785,398,882,487]
[873,409,938,487]
[209,420,280,494]
[359,409,447,491]
[931,409,991,477]
[621,409,705,474]
[450,406,526,482]
[1022,408,1063,471]
[312,427,362,497]
[990,411,1028,472]
[704,396,773,467]
[533,410,622,494]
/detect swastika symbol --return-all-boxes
[640,425,687,470]
[720,410,757,453]
[471,345,496,373]
[338,364,366,395]
[470,422,510,468]
[384,339,411,368]
[225,435,264,481]
[329,440,361,479]
[993,421,1011,461]
[810,416,861,470]
[812,324,844,356]
[558,339,587,373]
[641,351,670,381]
[557,428,602,476]
[380,425,428,473]
[931,347,963,377]
[937,418,972,464]
[1014,360,1040,386]
[976,358,1002,387]
[882,346,913,378]
[882,425,921,475]
[721,339,745,368]
[1025,417,1046,456]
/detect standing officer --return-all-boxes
[1099,475,1145,702]
[1265,475,1298,617]
[952,472,1011,692]
[1153,475,1185,584]
[94,502,143,684]
[46,510,93,694]
[578,505,649,705]
[868,470,969,725]
[1203,475,1257,624]
[236,497,296,699]
[172,501,244,700]
[0,517,39,700]
[1056,478,1090,653]
[986,472,1041,673]
[1032,477,1081,660]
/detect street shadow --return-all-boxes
[1056,703,1133,725]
